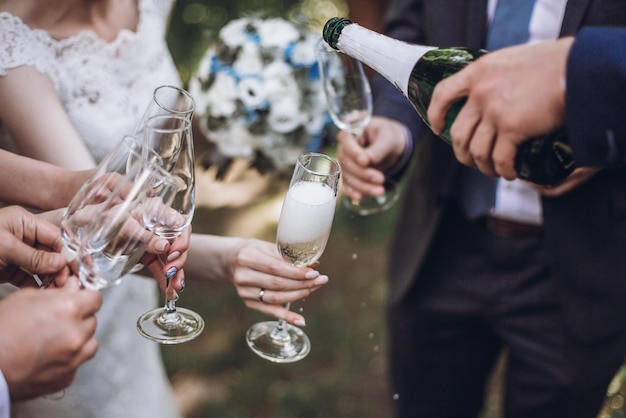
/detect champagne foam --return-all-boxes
[277,181,336,243]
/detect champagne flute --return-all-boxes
[45,136,164,400]
[135,85,195,137]
[316,41,399,216]
[246,152,341,363]
[128,85,195,274]
[136,114,205,344]
[61,136,162,265]
[44,146,170,401]
[74,160,177,290]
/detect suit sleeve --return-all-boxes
[566,26,626,167]
[372,0,429,175]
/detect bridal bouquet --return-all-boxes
[190,17,329,176]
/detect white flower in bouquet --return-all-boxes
[190,17,330,176]
[257,18,300,49]
[268,96,303,133]
[196,71,238,118]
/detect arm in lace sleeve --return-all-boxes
[0,12,55,77]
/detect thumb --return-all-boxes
[4,239,67,275]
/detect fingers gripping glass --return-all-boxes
[61,136,166,287]
[316,41,399,216]
[246,152,341,363]
[74,160,177,291]
[136,113,204,344]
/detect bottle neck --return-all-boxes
[336,24,436,97]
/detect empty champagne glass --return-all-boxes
[46,136,166,400]
[316,41,399,216]
[74,160,177,290]
[135,85,195,138]
[136,114,204,344]
[44,148,169,401]
[61,136,162,265]
[246,152,341,363]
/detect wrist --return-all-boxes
[385,123,413,178]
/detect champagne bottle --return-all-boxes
[322,17,575,186]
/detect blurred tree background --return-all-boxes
[163,1,626,417]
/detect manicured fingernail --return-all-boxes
[305,270,320,279]
[314,275,329,285]
[294,318,306,327]
[179,279,185,292]
[155,239,168,252]
[167,251,181,262]
[166,267,177,279]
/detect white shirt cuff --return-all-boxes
[0,369,10,418]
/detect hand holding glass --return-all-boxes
[317,42,399,215]
[246,152,341,363]
[61,136,166,289]
[74,160,176,290]
[136,114,204,344]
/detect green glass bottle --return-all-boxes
[323,17,574,186]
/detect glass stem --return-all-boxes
[164,277,178,313]
[270,303,291,341]
[161,252,178,314]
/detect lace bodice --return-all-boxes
[0,0,181,162]
[0,2,183,417]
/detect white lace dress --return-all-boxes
[0,1,183,417]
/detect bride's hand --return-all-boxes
[141,226,190,294]
[188,235,329,326]
[224,238,328,326]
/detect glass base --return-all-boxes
[136,307,205,344]
[246,321,310,363]
[343,180,399,216]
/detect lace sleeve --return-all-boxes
[0,13,60,89]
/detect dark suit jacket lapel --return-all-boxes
[561,0,593,35]
[467,0,489,48]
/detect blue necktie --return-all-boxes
[456,0,536,220]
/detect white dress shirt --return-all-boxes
[0,369,9,418]
[488,0,568,225]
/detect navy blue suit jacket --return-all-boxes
[567,26,626,167]
[376,0,626,342]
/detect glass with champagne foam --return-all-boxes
[246,152,341,363]
[277,181,336,266]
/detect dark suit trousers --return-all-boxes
[387,203,623,418]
